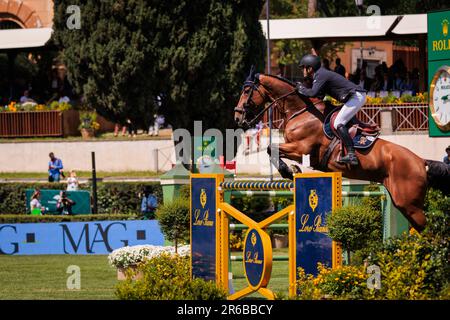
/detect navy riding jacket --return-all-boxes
[297,67,366,103]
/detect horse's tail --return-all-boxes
[425,160,450,196]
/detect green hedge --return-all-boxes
[0,214,139,224]
[116,254,227,300]
[0,182,162,215]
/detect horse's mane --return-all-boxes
[260,73,335,120]
[261,74,296,88]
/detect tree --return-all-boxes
[327,205,383,264]
[156,198,190,253]
[53,0,266,132]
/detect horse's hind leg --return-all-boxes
[384,176,427,232]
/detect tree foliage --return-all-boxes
[327,205,383,263]
[53,0,266,132]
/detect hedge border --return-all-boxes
[0,214,141,224]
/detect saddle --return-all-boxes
[323,107,380,150]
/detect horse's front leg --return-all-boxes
[267,141,310,180]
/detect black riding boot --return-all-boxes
[336,124,359,166]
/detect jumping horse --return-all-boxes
[234,70,449,232]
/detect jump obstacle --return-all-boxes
[190,172,407,300]
[190,173,344,300]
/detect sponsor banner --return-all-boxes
[0,220,164,255]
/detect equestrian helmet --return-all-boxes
[299,54,321,71]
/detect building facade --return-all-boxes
[0,0,53,29]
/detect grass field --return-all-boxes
[0,250,290,300]
[0,255,117,300]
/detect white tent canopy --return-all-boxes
[391,14,427,35]
[259,14,427,40]
[0,28,53,50]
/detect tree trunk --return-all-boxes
[175,237,178,254]
[347,249,351,265]
[308,0,317,17]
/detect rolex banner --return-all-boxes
[428,10,450,136]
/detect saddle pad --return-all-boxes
[323,110,380,150]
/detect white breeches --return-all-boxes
[333,91,367,130]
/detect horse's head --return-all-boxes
[234,67,268,128]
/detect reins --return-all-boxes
[236,79,306,128]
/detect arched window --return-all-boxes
[0,20,22,29]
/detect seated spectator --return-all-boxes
[392,72,405,91]
[58,95,70,104]
[56,191,76,215]
[403,70,420,95]
[334,58,346,77]
[67,170,79,191]
[381,73,392,91]
[48,152,64,182]
[30,189,45,215]
[141,187,158,219]
[370,74,383,92]
[20,90,36,104]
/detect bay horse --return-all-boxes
[234,71,449,232]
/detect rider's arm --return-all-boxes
[297,76,326,97]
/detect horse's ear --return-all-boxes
[246,65,255,82]
[254,73,260,84]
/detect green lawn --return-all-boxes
[230,248,289,299]
[0,250,290,300]
[0,255,117,300]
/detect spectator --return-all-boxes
[392,72,404,91]
[20,90,35,104]
[444,146,450,165]
[334,58,346,77]
[358,70,372,91]
[67,170,79,191]
[114,123,127,137]
[381,73,392,91]
[405,69,420,94]
[48,152,64,182]
[322,58,331,70]
[141,187,158,219]
[56,191,76,215]
[149,114,165,136]
[30,189,45,215]
[126,118,137,138]
[58,95,70,104]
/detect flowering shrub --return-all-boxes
[1,101,71,112]
[365,92,428,105]
[115,254,226,300]
[79,111,100,130]
[296,263,370,300]
[108,245,190,269]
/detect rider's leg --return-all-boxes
[333,91,366,165]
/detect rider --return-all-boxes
[295,54,367,166]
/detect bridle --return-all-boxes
[234,77,304,128]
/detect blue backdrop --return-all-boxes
[0,220,164,255]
